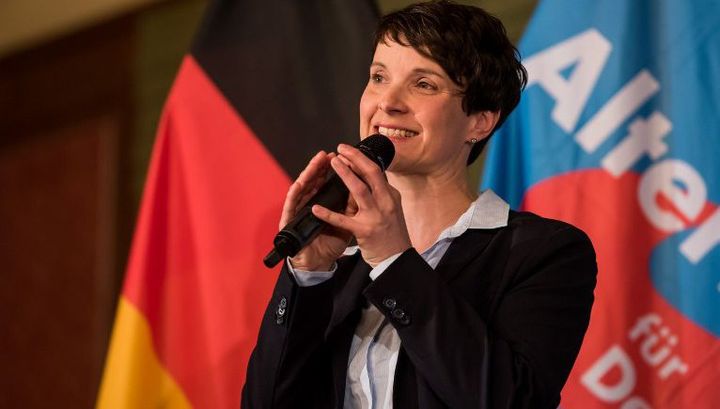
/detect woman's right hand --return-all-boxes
[280,151,354,271]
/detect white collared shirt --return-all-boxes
[290,190,510,409]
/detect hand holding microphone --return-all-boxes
[313,142,413,269]
[263,135,395,268]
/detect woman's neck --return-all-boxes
[388,168,477,253]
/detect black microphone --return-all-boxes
[263,134,395,268]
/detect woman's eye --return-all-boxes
[370,73,384,83]
[416,80,437,91]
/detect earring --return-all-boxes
[469,138,478,144]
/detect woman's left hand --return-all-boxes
[311,143,412,268]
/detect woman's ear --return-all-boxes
[469,110,500,142]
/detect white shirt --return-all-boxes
[289,190,510,409]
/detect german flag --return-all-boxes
[97,1,378,408]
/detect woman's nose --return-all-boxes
[378,85,408,114]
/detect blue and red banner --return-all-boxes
[482,0,720,407]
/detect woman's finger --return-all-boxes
[346,195,359,215]
[330,156,376,210]
[311,204,356,233]
[296,153,336,210]
[296,151,328,186]
[279,151,328,228]
[280,181,303,228]
[336,144,391,199]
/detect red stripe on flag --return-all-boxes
[122,55,290,409]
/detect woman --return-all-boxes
[242,2,597,408]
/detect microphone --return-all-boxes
[263,134,395,268]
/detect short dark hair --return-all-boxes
[374,0,527,165]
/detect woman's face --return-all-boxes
[359,39,476,175]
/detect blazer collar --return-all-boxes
[434,228,499,283]
[339,189,509,257]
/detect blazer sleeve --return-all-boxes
[241,262,335,409]
[362,224,597,409]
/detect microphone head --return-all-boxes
[357,134,395,171]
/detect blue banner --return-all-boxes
[482,0,720,407]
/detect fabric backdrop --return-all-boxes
[483,0,720,407]
[97,1,378,408]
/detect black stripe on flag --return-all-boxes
[191,0,379,178]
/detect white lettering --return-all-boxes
[524,29,611,133]
[680,208,720,264]
[601,112,671,177]
[576,71,660,153]
[621,397,653,409]
[628,314,661,340]
[581,345,636,403]
[658,356,689,379]
[639,334,671,366]
[638,159,706,232]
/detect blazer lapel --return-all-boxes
[325,255,371,408]
[326,254,371,337]
[434,228,499,283]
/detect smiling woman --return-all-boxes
[361,41,486,178]
[242,2,597,409]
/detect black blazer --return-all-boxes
[242,210,597,409]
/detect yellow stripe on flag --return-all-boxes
[96,297,192,409]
